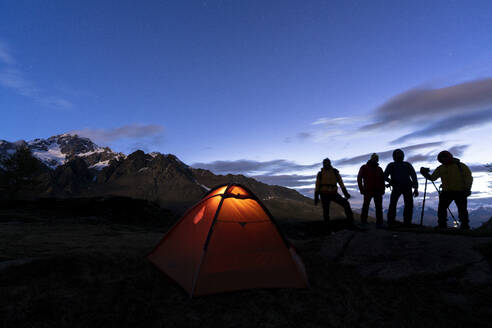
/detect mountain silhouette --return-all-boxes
[0,134,330,220]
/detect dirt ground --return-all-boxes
[1,207,492,328]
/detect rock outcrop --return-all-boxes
[317,226,492,284]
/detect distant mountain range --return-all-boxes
[0,134,125,169]
[0,134,326,220]
[367,205,492,228]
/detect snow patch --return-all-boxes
[77,148,106,157]
[31,143,66,169]
[89,160,109,170]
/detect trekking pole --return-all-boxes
[420,178,428,226]
[429,180,460,226]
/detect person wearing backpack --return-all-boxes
[314,158,354,231]
[420,151,473,230]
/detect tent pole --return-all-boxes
[190,189,227,297]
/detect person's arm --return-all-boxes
[408,163,419,197]
[314,172,321,205]
[357,166,365,194]
[428,166,441,182]
[336,169,351,199]
[378,167,386,194]
[408,163,418,190]
[384,163,392,184]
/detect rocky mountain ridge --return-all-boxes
[0,134,124,169]
[0,134,325,219]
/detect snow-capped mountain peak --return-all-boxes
[1,134,124,169]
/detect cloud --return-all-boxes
[312,116,356,126]
[0,67,38,97]
[468,164,491,173]
[0,41,14,65]
[406,153,434,163]
[365,78,492,130]
[296,132,312,141]
[192,159,320,175]
[283,131,313,144]
[405,144,469,163]
[71,124,164,144]
[0,40,73,110]
[193,142,450,177]
[251,174,316,187]
[334,141,444,166]
[447,145,469,157]
[391,108,492,144]
[304,115,371,142]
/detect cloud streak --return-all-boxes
[251,174,316,188]
[391,108,492,144]
[71,124,164,144]
[0,40,73,110]
[405,144,469,163]
[193,142,455,177]
[365,78,492,130]
[353,78,492,143]
[192,159,320,175]
[334,141,444,166]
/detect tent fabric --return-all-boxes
[148,183,309,297]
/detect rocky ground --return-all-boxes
[1,203,492,328]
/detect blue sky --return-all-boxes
[1,0,492,206]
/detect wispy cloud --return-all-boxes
[0,40,73,110]
[405,144,469,163]
[365,78,492,129]
[296,132,312,141]
[468,164,491,173]
[71,124,164,144]
[0,41,14,65]
[193,142,451,177]
[192,159,320,175]
[391,108,492,144]
[357,78,492,143]
[334,141,445,166]
[312,116,358,126]
[251,174,316,188]
[299,115,370,143]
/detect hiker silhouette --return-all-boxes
[314,158,354,231]
[384,149,419,227]
[420,151,473,230]
[357,153,385,227]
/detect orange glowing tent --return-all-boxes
[148,183,309,297]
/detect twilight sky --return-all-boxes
[1,0,491,206]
